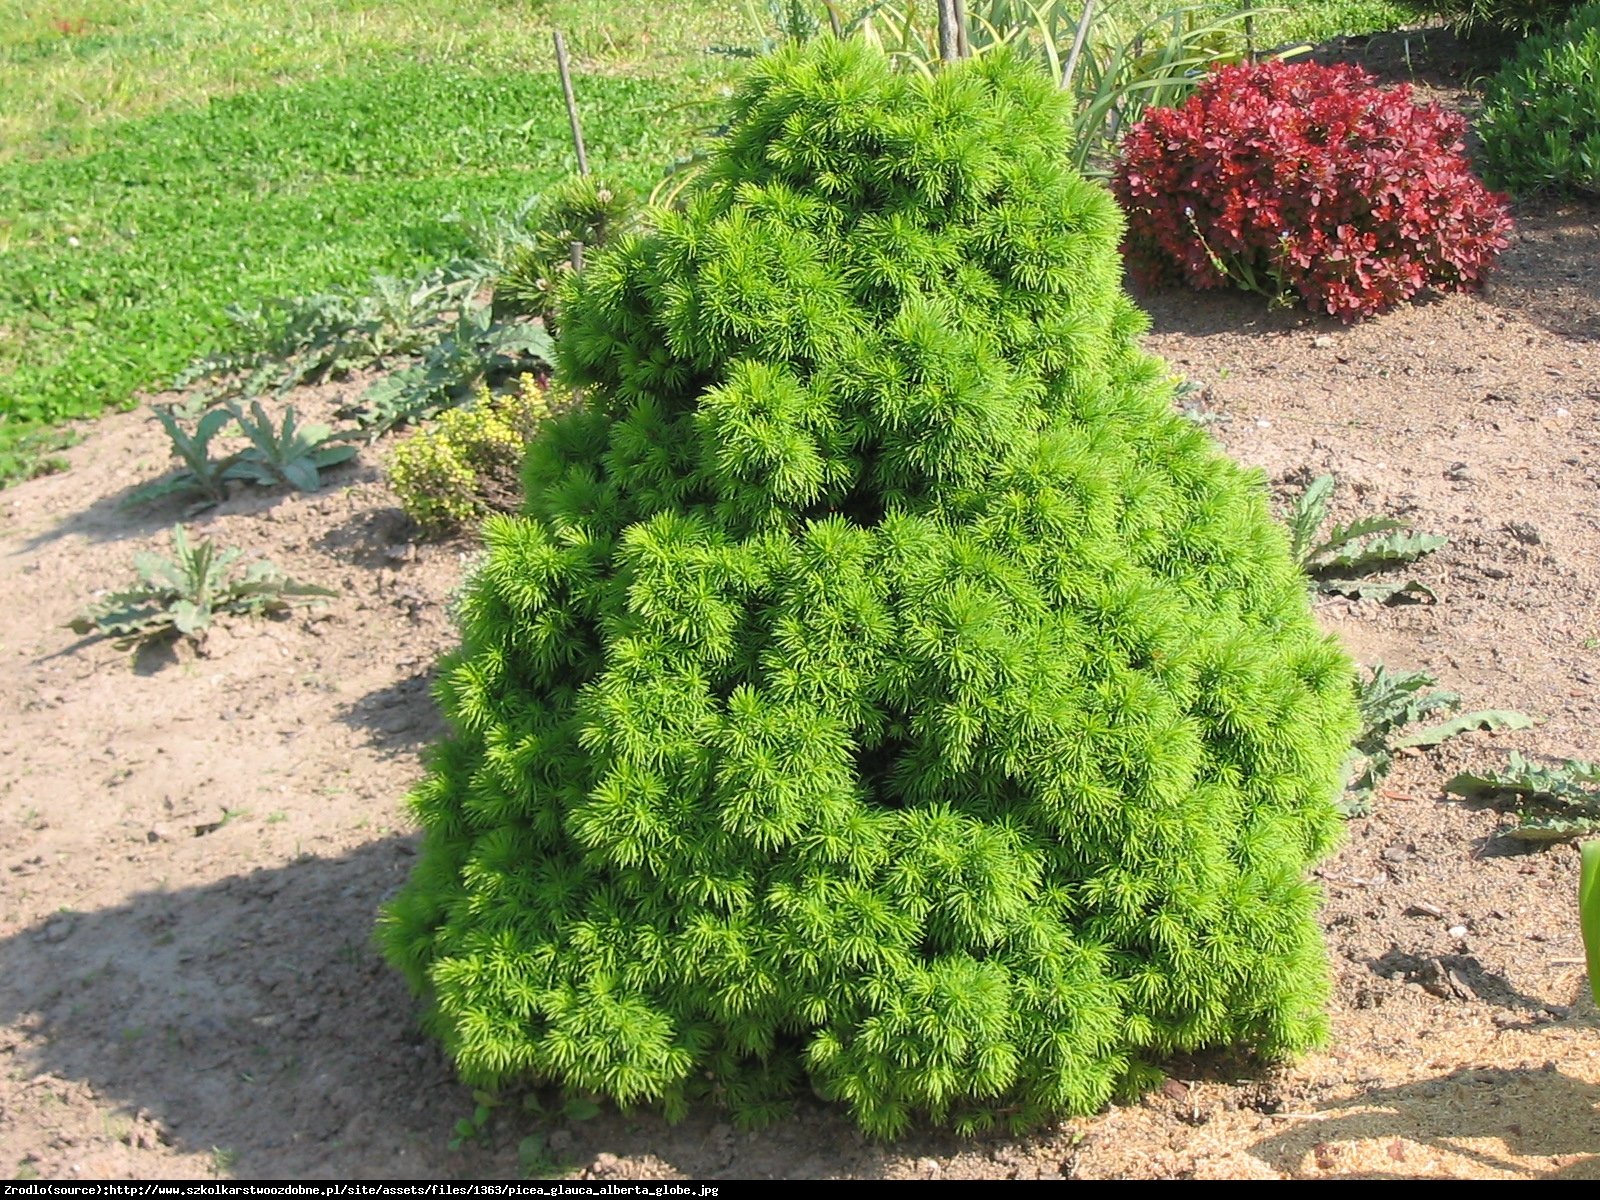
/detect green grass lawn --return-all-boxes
[0,0,1415,484]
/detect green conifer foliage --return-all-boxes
[380,40,1358,1137]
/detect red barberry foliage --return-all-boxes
[1113,59,1513,322]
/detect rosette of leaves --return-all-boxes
[69,525,336,649]
[227,401,358,492]
[381,41,1357,1138]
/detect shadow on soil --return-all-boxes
[339,671,448,755]
[12,459,379,556]
[0,837,476,1177]
[12,837,1585,1179]
[1249,1063,1600,1178]
[0,840,1062,1179]
[1488,202,1600,344]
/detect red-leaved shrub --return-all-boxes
[1113,60,1513,322]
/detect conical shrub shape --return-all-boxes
[381,40,1357,1137]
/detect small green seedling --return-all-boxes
[1288,474,1447,602]
[1447,752,1600,841]
[518,1134,562,1180]
[123,406,243,509]
[1342,664,1534,816]
[1581,840,1600,1008]
[448,1090,502,1151]
[227,401,358,492]
[69,525,337,649]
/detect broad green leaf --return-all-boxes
[121,473,205,510]
[1312,514,1407,558]
[313,444,359,468]
[562,1096,601,1121]
[1288,473,1334,564]
[1582,840,1600,1007]
[1317,578,1437,604]
[1316,530,1448,574]
[1394,710,1536,749]
[195,407,237,445]
[281,457,321,493]
[1503,815,1600,843]
[170,599,207,636]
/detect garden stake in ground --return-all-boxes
[381,41,1360,1137]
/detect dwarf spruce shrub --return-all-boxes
[380,40,1358,1137]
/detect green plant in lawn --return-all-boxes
[388,376,556,534]
[492,177,643,329]
[1286,473,1447,603]
[1447,752,1600,840]
[1341,664,1533,816]
[381,41,1359,1137]
[1479,1,1600,197]
[69,525,336,649]
[226,401,358,493]
[122,406,243,510]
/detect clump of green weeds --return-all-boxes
[175,263,492,405]
[69,525,336,650]
[1343,664,1533,816]
[123,407,245,509]
[1287,473,1448,603]
[125,401,357,507]
[1447,753,1600,841]
[348,303,553,437]
[227,401,358,492]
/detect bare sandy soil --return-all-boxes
[3,32,1600,1182]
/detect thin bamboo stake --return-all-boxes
[954,0,970,59]
[553,30,589,176]
[937,0,961,63]
[1061,0,1096,91]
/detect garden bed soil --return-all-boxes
[3,32,1600,1182]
